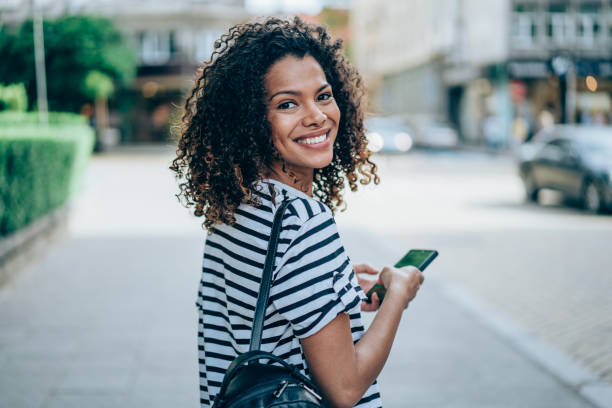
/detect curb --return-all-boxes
[0,204,70,288]
[440,280,612,408]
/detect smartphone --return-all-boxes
[365,249,438,304]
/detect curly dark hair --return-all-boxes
[170,16,379,233]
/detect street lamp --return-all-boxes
[551,56,576,124]
[31,0,48,126]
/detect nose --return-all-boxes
[302,102,326,127]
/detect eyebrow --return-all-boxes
[268,83,330,102]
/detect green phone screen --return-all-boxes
[394,249,437,269]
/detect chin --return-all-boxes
[312,154,334,169]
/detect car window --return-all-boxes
[547,139,564,148]
[557,139,575,154]
[538,139,565,160]
[542,139,564,151]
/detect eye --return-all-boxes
[318,92,333,101]
[277,101,296,110]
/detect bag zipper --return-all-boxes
[273,380,289,398]
[273,381,323,401]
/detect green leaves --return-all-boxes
[84,70,114,100]
[0,121,94,236]
[0,15,136,112]
[0,83,28,111]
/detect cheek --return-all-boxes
[266,112,279,136]
[267,114,287,150]
[268,114,293,142]
[328,102,341,125]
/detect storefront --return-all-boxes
[507,59,612,142]
[574,61,612,125]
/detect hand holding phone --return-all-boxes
[366,249,438,304]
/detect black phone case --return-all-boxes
[365,249,438,303]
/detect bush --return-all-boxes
[0,122,94,236]
[0,83,27,111]
[0,111,87,126]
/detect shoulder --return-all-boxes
[285,196,329,226]
[254,179,332,231]
[276,198,343,278]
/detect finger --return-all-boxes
[361,299,374,311]
[361,293,380,312]
[363,265,379,275]
[361,302,375,312]
[355,264,379,275]
[419,272,425,284]
[358,279,375,292]
[372,292,381,308]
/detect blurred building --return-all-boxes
[81,0,248,143]
[352,0,612,146]
[301,7,352,59]
[1,0,248,142]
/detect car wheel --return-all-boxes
[524,173,539,202]
[583,181,602,213]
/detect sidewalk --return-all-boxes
[339,230,597,408]
[0,146,601,407]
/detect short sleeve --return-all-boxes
[270,211,368,339]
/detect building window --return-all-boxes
[512,3,538,47]
[577,4,602,47]
[547,5,574,46]
[139,31,173,65]
[195,30,219,63]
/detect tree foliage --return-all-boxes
[0,83,28,111]
[0,15,136,112]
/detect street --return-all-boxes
[338,150,612,382]
[339,150,612,406]
[0,145,611,407]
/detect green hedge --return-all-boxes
[0,122,94,237]
[0,111,88,126]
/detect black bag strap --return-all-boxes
[214,350,317,407]
[224,350,312,384]
[249,198,291,352]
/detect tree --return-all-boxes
[84,70,114,138]
[0,83,28,111]
[0,15,136,113]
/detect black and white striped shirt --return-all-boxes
[196,178,382,407]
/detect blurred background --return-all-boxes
[1,1,612,407]
[3,0,612,148]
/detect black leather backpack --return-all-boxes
[211,199,327,408]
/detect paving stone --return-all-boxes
[582,383,612,408]
[42,393,127,408]
[0,360,66,408]
[55,365,134,393]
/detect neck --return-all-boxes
[264,162,314,197]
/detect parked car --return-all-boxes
[398,116,460,149]
[364,116,414,153]
[412,121,460,149]
[518,126,612,213]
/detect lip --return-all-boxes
[295,128,330,141]
[294,128,332,149]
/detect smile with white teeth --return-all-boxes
[296,133,327,145]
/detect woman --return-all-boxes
[171,17,424,408]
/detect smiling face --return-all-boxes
[264,54,341,188]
